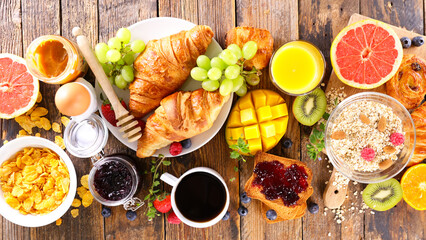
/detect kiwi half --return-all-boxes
[362,178,403,211]
[292,88,326,126]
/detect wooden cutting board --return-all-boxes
[323,13,426,209]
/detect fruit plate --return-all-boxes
[95,17,233,157]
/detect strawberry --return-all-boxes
[167,211,181,224]
[137,119,146,131]
[100,94,128,127]
[153,194,171,213]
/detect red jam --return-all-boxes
[252,161,309,206]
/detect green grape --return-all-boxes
[227,44,242,59]
[116,59,125,66]
[219,49,238,65]
[202,80,220,91]
[95,43,109,63]
[115,75,127,89]
[108,76,115,85]
[232,75,244,92]
[116,28,131,44]
[242,41,258,60]
[123,53,134,65]
[121,65,134,83]
[207,67,222,81]
[196,55,211,70]
[224,65,240,79]
[210,57,227,71]
[106,49,121,63]
[235,84,247,97]
[245,74,260,86]
[190,67,207,81]
[108,37,122,50]
[131,40,145,53]
[219,78,234,96]
[101,63,113,76]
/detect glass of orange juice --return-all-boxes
[269,41,325,96]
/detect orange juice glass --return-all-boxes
[269,41,325,96]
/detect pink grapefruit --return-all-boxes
[331,19,403,89]
[0,53,39,119]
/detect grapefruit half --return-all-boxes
[0,53,39,119]
[330,19,403,89]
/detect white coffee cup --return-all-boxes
[160,167,230,228]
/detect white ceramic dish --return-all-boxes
[95,17,233,157]
[0,137,77,227]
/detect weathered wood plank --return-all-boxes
[159,0,239,239]
[97,1,160,240]
[298,1,363,240]
[235,1,301,239]
[360,1,425,239]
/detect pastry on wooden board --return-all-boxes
[225,26,273,70]
[409,102,426,166]
[244,152,313,222]
[136,88,230,158]
[386,54,426,110]
[129,25,214,118]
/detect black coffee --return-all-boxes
[175,172,226,222]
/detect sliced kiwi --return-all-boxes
[362,178,403,211]
[292,88,326,126]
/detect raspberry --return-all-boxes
[361,147,375,161]
[169,142,182,156]
[390,132,404,146]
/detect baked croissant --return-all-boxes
[136,89,230,158]
[129,25,214,118]
[386,55,426,110]
[409,102,426,166]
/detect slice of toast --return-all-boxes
[245,152,313,222]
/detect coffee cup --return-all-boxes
[160,167,229,228]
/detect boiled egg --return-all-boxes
[55,82,91,116]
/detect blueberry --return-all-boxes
[180,139,192,149]
[222,211,230,220]
[101,206,111,218]
[282,138,293,148]
[265,209,277,221]
[240,192,251,204]
[412,36,424,47]
[400,37,411,48]
[308,202,319,214]
[237,206,248,216]
[126,210,137,221]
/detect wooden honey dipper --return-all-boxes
[72,27,141,142]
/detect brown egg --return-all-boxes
[55,82,91,116]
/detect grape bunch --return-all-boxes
[95,28,146,89]
[191,41,260,97]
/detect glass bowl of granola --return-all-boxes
[325,92,415,183]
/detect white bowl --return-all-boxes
[0,137,77,227]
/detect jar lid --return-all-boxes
[64,113,108,158]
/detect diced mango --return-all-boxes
[248,138,262,154]
[260,122,276,138]
[272,116,289,135]
[252,90,267,109]
[266,92,281,105]
[226,128,232,140]
[261,136,276,151]
[256,106,273,123]
[227,140,237,146]
[230,127,244,140]
[271,103,288,119]
[240,108,257,125]
[228,111,242,127]
[238,92,254,110]
[244,125,260,140]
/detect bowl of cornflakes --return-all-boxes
[0,136,77,227]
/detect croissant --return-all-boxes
[409,102,426,166]
[129,25,214,118]
[136,89,230,158]
[386,55,426,110]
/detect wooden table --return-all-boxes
[0,0,425,239]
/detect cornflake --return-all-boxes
[55,136,65,150]
[77,186,88,199]
[36,92,42,103]
[80,175,89,189]
[61,116,70,127]
[56,218,62,226]
[71,209,79,218]
[72,198,81,208]
[52,123,61,133]
[82,191,93,208]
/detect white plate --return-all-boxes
[95,17,233,157]
[0,137,77,227]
